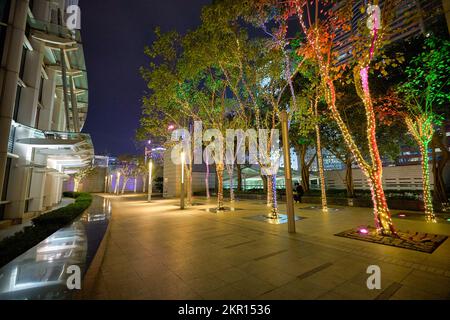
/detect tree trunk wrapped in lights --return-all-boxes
[270,175,279,218]
[315,128,327,211]
[288,0,397,235]
[226,163,235,202]
[313,97,328,212]
[405,116,436,222]
[205,158,210,199]
[216,163,225,210]
[266,171,273,208]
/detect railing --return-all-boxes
[27,17,82,43]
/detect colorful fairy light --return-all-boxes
[314,99,328,212]
[291,0,397,236]
[405,116,436,223]
[216,162,225,211]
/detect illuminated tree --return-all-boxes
[400,37,450,211]
[72,165,95,192]
[116,156,139,195]
[379,36,450,220]
[274,0,407,235]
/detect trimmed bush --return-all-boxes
[0,193,92,268]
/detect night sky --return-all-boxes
[81,0,211,156]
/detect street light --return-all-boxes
[148,160,153,202]
[180,151,185,210]
[144,140,152,193]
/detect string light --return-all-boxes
[314,99,328,212]
[405,116,436,223]
[292,0,396,236]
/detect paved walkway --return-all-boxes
[90,194,450,300]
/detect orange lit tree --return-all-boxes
[272,0,404,235]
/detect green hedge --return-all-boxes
[0,192,92,268]
[221,188,424,200]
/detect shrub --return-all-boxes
[0,192,92,268]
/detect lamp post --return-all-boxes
[280,110,296,233]
[180,151,185,210]
[144,140,151,193]
[109,174,113,193]
[148,160,153,202]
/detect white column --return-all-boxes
[16,39,44,126]
[0,0,28,204]
[28,171,47,212]
[38,69,57,130]
[51,94,66,131]
[43,172,53,208]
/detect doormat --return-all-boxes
[335,226,448,253]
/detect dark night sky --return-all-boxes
[81,0,211,156]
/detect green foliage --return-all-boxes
[0,193,92,268]
[399,36,450,113]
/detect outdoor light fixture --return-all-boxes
[180,151,185,209]
[399,214,406,218]
[148,160,153,202]
[359,228,369,234]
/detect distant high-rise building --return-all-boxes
[334,0,449,64]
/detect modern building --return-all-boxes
[0,0,93,223]
[334,0,449,64]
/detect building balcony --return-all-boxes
[10,121,94,174]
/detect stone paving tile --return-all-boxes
[90,195,450,300]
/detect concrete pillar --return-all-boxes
[28,152,47,212]
[51,175,59,205]
[58,177,64,202]
[0,0,29,203]
[43,172,53,208]
[60,48,71,132]
[16,39,44,126]
[28,170,47,212]
[4,159,31,220]
[38,69,56,131]
[52,94,66,131]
